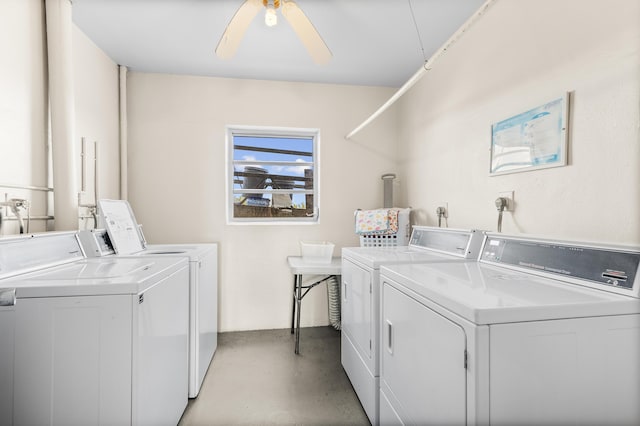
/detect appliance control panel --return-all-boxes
[410,227,483,259]
[0,232,84,278]
[481,235,640,293]
[77,229,115,257]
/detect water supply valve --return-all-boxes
[0,198,31,234]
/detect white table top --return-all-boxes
[287,256,342,275]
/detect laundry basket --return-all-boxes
[357,208,411,247]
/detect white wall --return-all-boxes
[0,0,120,235]
[73,25,121,228]
[126,72,397,331]
[396,0,640,245]
[0,0,49,234]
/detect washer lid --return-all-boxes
[8,256,188,298]
[380,262,640,325]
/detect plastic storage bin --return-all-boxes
[300,241,335,263]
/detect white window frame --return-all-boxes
[225,125,320,225]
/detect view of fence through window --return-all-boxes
[232,133,316,220]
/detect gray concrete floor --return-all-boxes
[179,327,370,426]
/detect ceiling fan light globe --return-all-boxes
[265,6,277,27]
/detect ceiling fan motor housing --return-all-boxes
[263,0,280,9]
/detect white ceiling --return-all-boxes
[72,0,486,88]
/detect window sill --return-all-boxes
[228,205,318,225]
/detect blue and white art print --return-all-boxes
[490,95,569,175]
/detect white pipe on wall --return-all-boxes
[80,137,87,192]
[119,65,128,200]
[94,140,100,201]
[45,0,78,230]
[345,0,499,140]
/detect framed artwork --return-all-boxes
[490,94,569,176]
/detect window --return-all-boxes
[226,126,319,223]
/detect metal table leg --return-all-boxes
[295,273,302,354]
[291,274,297,334]
[292,274,335,354]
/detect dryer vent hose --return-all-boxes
[326,276,341,330]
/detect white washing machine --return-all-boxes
[379,233,640,425]
[341,226,484,425]
[0,231,190,426]
[137,243,217,398]
[79,228,218,398]
[88,198,218,398]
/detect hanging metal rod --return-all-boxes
[345,0,498,140]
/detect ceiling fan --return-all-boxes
[215,0,332,65]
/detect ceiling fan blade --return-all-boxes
[281,0,332,65]
[215,0,262,59]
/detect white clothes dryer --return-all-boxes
[79,228,218,398]
[379,233,640,425]
[0,232,190,426]
[341,226,484,425]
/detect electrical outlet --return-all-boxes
[498,191,514,211]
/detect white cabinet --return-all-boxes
[381,283,466,425]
